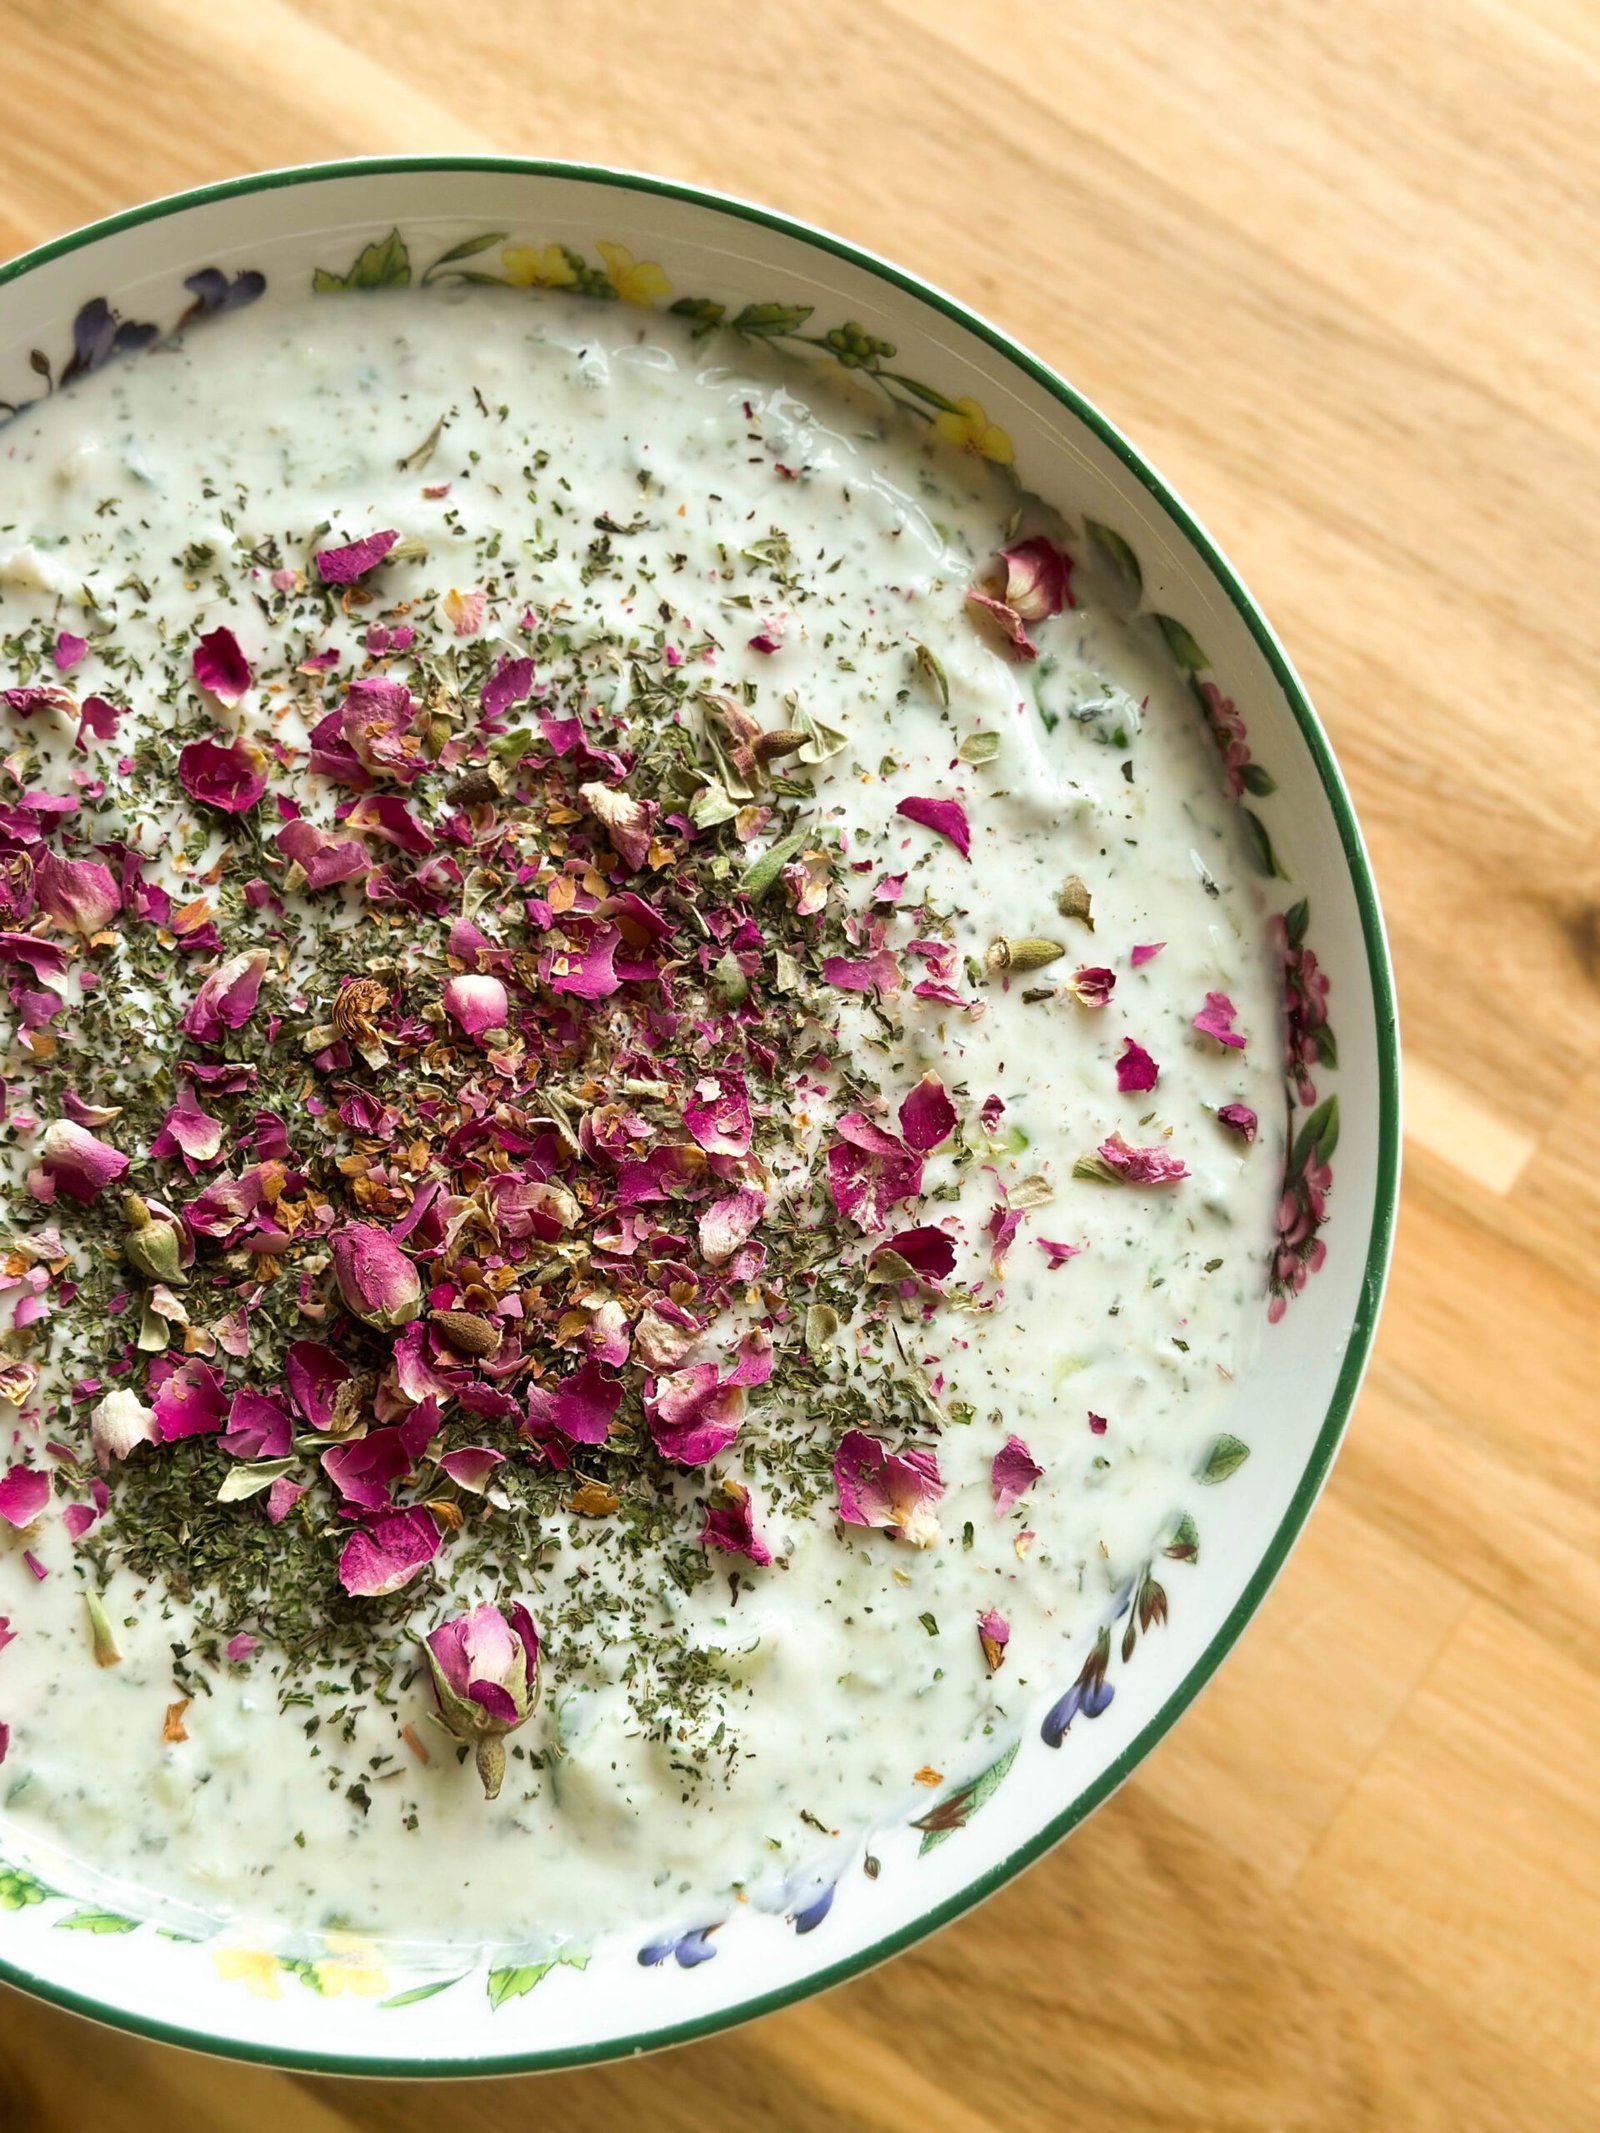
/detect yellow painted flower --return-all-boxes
[597,241,672,307]
[311,1932,389,1998]
[932,397,1015,466]
[501,243,577,290]
[213,1946,282,2000]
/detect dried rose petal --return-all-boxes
[315,529,400,584]
[286,1340,351,1428]
[697,1186,766,1266]
[180,948,268,1043]
[834,1431,943,1547]
[1037,1238,1082,1269]
[579,782,658,871]
[826,1113,924,1235]
[1116,1038,1159,1093]
[684,1069,753,1157]
[152,1359,227,1441]
[1097,1131,1189,1185]
[338,1507,440,1597]
[978,1607,1011,1671]
[0,1463,50,1528]
[150,1085,224,1166]
[646,1364,746,1465]
[542,924,621,1000]
[1194,991,1247,1049]
[525,1358,623,1447]
[89,1387,157,1469]
[442,973,509,1038]
[1067,966,1116,1009]
[438,1445,506,1494]
[29,1119,128,1205]
[1088,1411,1108,1435]
[1130,942,1165,967]
[34,850,119,937]
[1216,1103,1258,1143]
[53,631,88,673]
[895,795,971,860]
[700,1478,772,1566]
[481,656,535,719]
[965,537,1072,655]
[191,626,252,705]
[991,1434,1043,1511]
[226,1632,257,1663]
[274,817,370,890]
[222,1389,292,1461]
[821,950,901,995]
[898,1072,955,1151]
[876,1225,957,1281]
[177,735,267,815]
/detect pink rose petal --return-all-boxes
[683,1069,753,1158]
[699,1478,772,1566]
[821,950,901,995]
[438,1445,506,1494]
[834,1430,943,1546]
[1037,1238,1082,1269]
[337,1507,440,1597]
[525,1358,622,1447]
[34,850,119,936]
[316,529,400,584]
[1130,942,1166,967]
[826,1112,924,1234]
[192,626,253,705]
[895,795,971,860]
[991,1434,1043,1512]
[226,1632,258,1663]
[29,1119,129,1205]
[697,1186,766,1266]
[1116,1038,1160,1093]
[0,1463,50,1528]
[1216,1103,1258,1143]
[1068,966,1116,1008]
[875,1224,957,1281]
[442,973,508,1038]
[152,1359,227,1441]
[1097,1131,1189,1185]
[178,735,267,815]
[179,949,268,1043]
[1193,991,1247,1049]
[898,1072,955,1151]
[53,631,88,673]
[978,1606,1011,1670]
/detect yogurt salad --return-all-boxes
[0,285,1282,1950]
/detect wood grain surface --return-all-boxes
[1,2,1597,2125]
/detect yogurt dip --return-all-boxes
[0,286,1281,1949]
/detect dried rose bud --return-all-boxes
[121,1194,187,1286]
[422,1600,540,1800]
[330,1222,422,1331]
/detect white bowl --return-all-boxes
[0,159,1399,2074]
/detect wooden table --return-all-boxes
[1,3,1596,2125]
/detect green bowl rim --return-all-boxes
[0,154,1401,2079]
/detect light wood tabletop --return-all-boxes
[1,2,1596,2126]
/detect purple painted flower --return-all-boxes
[60,296,158,385]
[180,267,266,320]
[1041,1626,1114,1746]
[422,1599,540,1799]
[639,1924,720,1969]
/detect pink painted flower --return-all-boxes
[152,1359,227,1441]
[1037,1238,1082,1269]
[1066,966,1116,1008]
[1198,680,1252,800]
[1130,942,1165,967]
[1097,1131,1189,1185]
[29,1119,128,1205]
[33,850,119,937]
[0,1463,50,1528]
[991,1434,1043,1511]
[1217,1102,1258,1143]
[697,1186,767,1266]
[895,794,971,860]
[898,1072,955,1150]
[315,528,400,584]
[834,1430,944,1546]
[442,973,509,1038]
[525,1357,623,1447]
[180,948,268,1043]
[274,817,370,890]
[337,1506,440,1597]
[331,1223,422,1331]
[579,782,658,871]
[821,949,902,995]
[422,1599,539,1799]
[826,1112,924,1234]
[978,1607,1011,1671]
[684,1069,753,1157]
[1194,991,1246,1050]
[1116,1038,1159,1092]
[191,626,252,704]
[700,1478,772,1566]
[177,734,267,815]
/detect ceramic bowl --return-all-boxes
[0,159,1399,2074]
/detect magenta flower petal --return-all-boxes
[1097,1131,1189,1185]
[34,850,119,937]
[697,1186,766,1266]
[1216,1103,1258,1143]
[826,1113,924,1235]
[1116,1038,1160,1093]
[53,631,88,673]
[978,1607,1011,1671]
[578,782,658,871]
[442,973,509,1038]
[222,1389,293,1460]
[315,528,400,584]
[821,950,902,995]
[151,1359,228,1442]
[524,1357,623,1447]
[877,1224,957,1281]
[0,1463,50,1528]
[895,795,971,860]
[150,1084,224,1165]
[481,656,535,719]
[898,1072,955,1150]
[438,1445,506,1493]
[964,588,1036,659]
[286,1340,351,1428]
[1068,966,1116,1008]
[338,1507,440,1597]
[699,1479,772,1566]
[991,1434,1043,1511]
[542,924,621,1000]
[192,626,253,705]
[684,1069,753,1157]
[646,1364,745,1465]
[1037,1238,1082,1269]
[1193,991,1247,1049]
[834,1430,944,1546]
[265,1475,306,1524]
[274,817,371,890]
[226,1632,257,1663]
[179,948,268,1043]
[1130,942,1166,966]
[30,1119,129,1206]
[177,735,267,815]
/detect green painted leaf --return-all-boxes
[670,297,727,337]
[55,1909,139,1934]
[380,1974,467,2008]
[1154,613,1209,672]
[1238,760,1278,797]
[1165,1511,1200,1563]
[1239,808,1282,878]
[487,1961,553,2008]
[427,231,507,269]
[1283,897,1311,949]
[730,302,813,338]
[1315,1024,1339,1070]
[1198,1434,1251,1485]
[1085,518,1142,591]
[888,375,962,416]
[912,1738,1019,1855]
[313,228,411,293]
[1291,1094,1340,1176]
